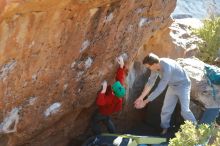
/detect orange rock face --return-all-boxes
[0,0,177,145]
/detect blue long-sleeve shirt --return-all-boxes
[147,58,190,101]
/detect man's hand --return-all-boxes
[134,97,143,107]
[101,80,107,93]
[116,56,124,68]
[134,98,149,109]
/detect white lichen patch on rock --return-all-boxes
[76,71,84,81]
[71,61,76,69]
[28,96,37,105]
[0,60,17,81]
[139,18,150,27]
[44,102,61,117]
[32,74,37,81]
[104,13,113,23]
[80,40,90,52]
[84,57,93,69]
[0,107,20,134]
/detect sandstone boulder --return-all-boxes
[0,0,177,146]
[169,18,203,58]
[178,57,220,108]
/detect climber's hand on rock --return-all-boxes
[101,80,107,93]
[116,56,124,68]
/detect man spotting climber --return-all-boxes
[91,56,126,135]
[134,53,196,135]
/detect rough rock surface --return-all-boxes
[169,18,203,58]
[178,57,220,108]
[0,0,177,146]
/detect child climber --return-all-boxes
[91,56,126,135]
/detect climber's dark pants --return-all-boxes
[91,111,116,135]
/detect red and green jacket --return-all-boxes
[96,67,125,116]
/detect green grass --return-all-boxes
[193,17,220,63]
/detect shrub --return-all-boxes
[193,17,220,63]
[209,130,220,146]
[169,121,214,146]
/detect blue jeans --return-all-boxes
[91,111,116,135]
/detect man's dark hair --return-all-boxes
[143,53,160,65]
